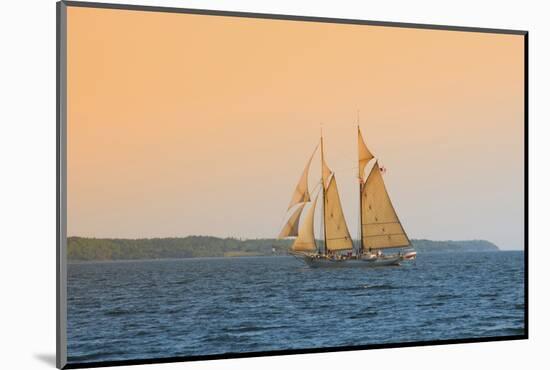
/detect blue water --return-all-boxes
[67,251,524,364]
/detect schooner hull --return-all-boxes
[295,254,405,268]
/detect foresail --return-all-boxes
[278,203,306,238]
[358,127,374,180]
[292,194,318,252]
[361,162,410,249]
[324,176,353,251]
[287,146,317,210]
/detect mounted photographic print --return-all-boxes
[56,1,528,368]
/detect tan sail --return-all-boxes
[358,126,374,180]
[361,162,410,249]
[278,203,306,238]
[287,146,317,210]
[324,176,353,251]
[292,194,319,252]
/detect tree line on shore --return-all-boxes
[67,236,500,261]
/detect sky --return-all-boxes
[66,6,525,250]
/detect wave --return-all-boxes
[224,324,290,334]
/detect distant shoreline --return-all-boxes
[67,236,502,262]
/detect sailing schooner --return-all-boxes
[278,126,416,268]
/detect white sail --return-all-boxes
[287,146,317,210]
[358,126,374,180]
[278,203,306,238]
[292,194,319,252]
[361,162,410,249]
[324,175,353,251]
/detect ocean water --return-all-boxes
[67,251,525,364]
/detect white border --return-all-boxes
[2,1,547,369]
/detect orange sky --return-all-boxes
[67,6,524,250]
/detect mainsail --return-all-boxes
[292,194,319,252]
[278,203,306,238]
[361,161,410,249]
[324,176,353,251]
[358,126,374,180]
[287,146,317,210]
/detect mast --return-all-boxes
[357,124,375,252]
[319,128,353,254]
[358,125,364,255]
[304,125,354,256]
[320,132,328,256]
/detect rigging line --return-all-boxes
[358,184,364,249]
[328,166,361,173]
[310,179,322,195]
[322,157,357,167]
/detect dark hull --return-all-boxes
[296,254,404,268]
